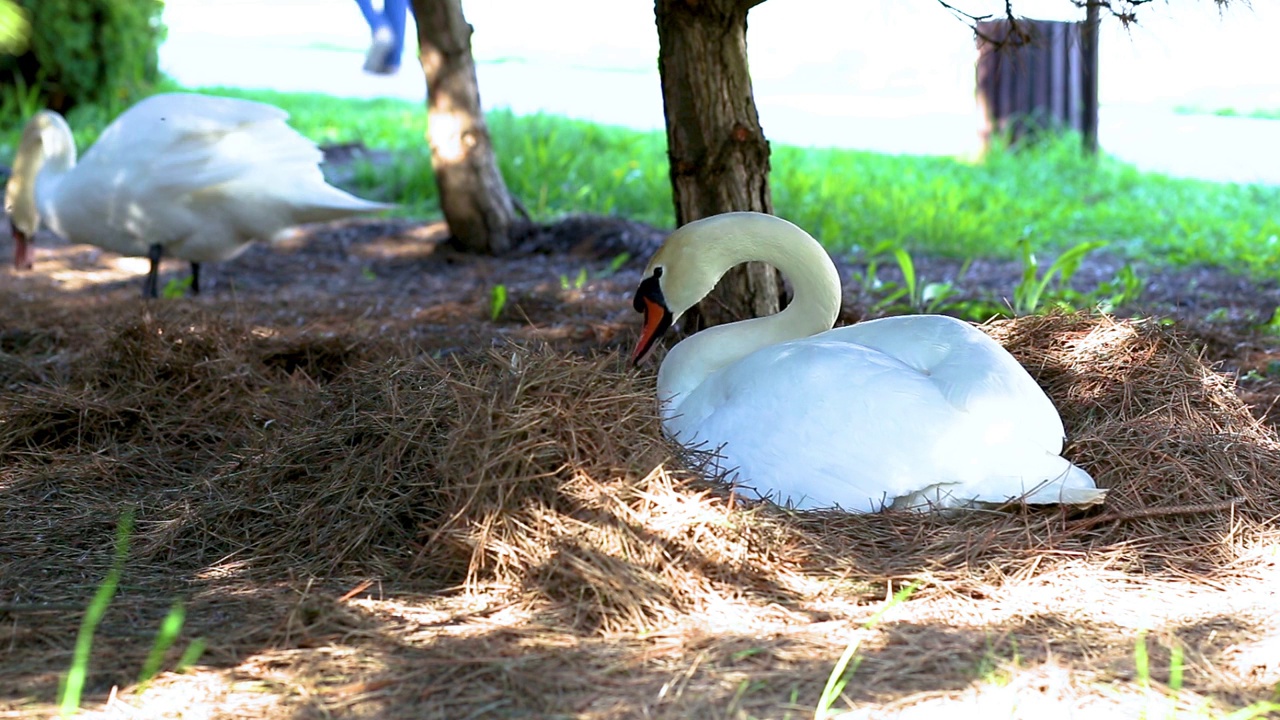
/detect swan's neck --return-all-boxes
[657,229,842,413]
[34,160,71,212]
[9,120,76,236]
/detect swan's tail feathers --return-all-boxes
[1054,485,1109,506]
[1052,462,1108,506]
[291,185,397,224]
[1022,456,1107,507]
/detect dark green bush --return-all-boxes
[0,0,165,115]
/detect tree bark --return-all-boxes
[1080,1,1101,155]
[412,0,514,254]
[655,0,784,332]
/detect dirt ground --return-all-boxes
[3,214,1280,719]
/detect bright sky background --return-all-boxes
[164,0,1280,110]
[159,0,1280,183]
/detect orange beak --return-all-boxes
[633,296,672,364]
[632,270,672,365]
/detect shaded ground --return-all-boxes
[3,214,1280,719]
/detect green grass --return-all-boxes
[4,84,1280,281]
[773,137,1280,275]
[1175,105,1280,121]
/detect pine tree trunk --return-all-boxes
[412,0,514,254]
[656,0,784,332]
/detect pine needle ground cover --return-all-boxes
[2,220,1279,719]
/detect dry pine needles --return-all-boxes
[2,303,1279,711]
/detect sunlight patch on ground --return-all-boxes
[346,589,532,641]
[35,248,150,290]
[1062,319,1140,363]
[351,234,444,261]
[832,660,1095,720]
[78,669,285,720]
[830,657,1235,720]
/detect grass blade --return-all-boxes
[59,509,134,718]
[815,582,920,720]
[175,637,207,673]
[136,601,187,689]
[1134,629,1150,692]
[489,283,508,322]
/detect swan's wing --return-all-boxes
[667,334,1090,512]
[74,93,324,195]
[825,315,1066,446]
[667,339,959,512]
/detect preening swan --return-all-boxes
[632,211,1104,513]
[5,92,393,297]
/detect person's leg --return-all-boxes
[381,0,409,70]
[359,0,397,74]
[353,0,381,32]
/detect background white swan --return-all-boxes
[632,211,1105,513]
[5,92,393,297]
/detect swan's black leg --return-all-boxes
[144,243,163,299]
[191,262,201,295]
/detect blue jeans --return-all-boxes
[354,0,414,67]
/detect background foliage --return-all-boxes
[0,0,165,114]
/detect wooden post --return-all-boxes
[975,17,1099,153]
[1081,3,1101,154]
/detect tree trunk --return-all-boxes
[1080,1,1101,155]
[655,0,784,332]
[412,0,514,254]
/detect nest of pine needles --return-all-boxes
[796,313,1280,593]
[2,302,1278,642]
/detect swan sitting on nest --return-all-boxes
[631,211,1105,513]
[5,92,393,297]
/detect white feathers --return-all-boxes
[643,212,1105,513]
[8,92,393,284]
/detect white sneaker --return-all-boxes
[363,26,397,74]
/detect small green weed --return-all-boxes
[1011,233,1108,315]
[560,267,588,291]
[1093,263,1146,314]
[57,511,205,716]
[137,601,205,692]
[1264,307,1280,333]
[59,510,135,717]
[849,243,1000,320]
[598,251,631,278]
[489,283,508,321]
[814,582,919,719]
[161,276,193,299]
[974,635,1021,687]
[851,242,949,315]
[1130,631,1280,720]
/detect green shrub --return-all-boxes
[0,0,165,116]
[0,0,30,55]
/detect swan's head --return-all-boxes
[632,211,790,364]
[6,110,75,270]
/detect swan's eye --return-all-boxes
[633,268,665,313]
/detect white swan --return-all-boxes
[5,92,393,297]
[631,212,1104,513]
